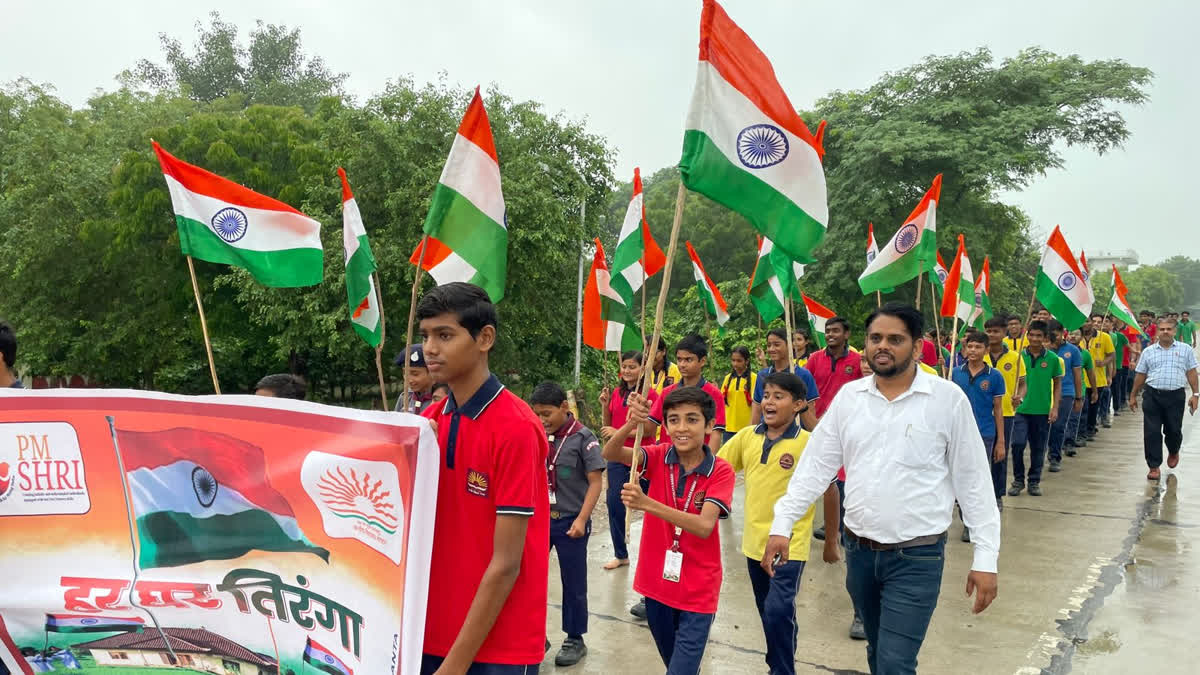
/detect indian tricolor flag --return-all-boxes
[859,174,942,294]
[1109,265,1145,337]
[1079,250,1096,307]
[865,222,895,294]
[583,238,640,351]
[611,167,667,306]
[413,87,507,302]
[802,293,835,349]
[748,236,785,323]
[117,427,329,569]
[152,142,323,287]
[940,235,974,323]
[686,241,730,332]
[338,169,382,348]
[969,256,993,329]
[1034,226,1093,330]
[45,614,144,634]
[304,637,353,675]
[680,0,828,264]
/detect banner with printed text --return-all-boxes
[0,389,438,675]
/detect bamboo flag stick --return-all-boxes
[915,269,924,310]
[373,271,389,411]
[186,256,221,394]
[1017,278,1039,381]
[401,235,429,413]
[876,290,882,308]
[784,294,797,367]
[931,279,945,377]
[949,313,961,376]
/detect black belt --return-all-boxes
[550,510,579,520]
[844,529,946,551]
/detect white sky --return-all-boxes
[3,0,1195,264]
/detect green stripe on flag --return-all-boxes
[135,510,329,569]
[177,217,323,287]
[346,238,381,348]
[303,654,346,675]
[1035,270,1089,330]
[599,295,642,351]
[422,183,508,301]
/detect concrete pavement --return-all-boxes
[540,404,1200,674]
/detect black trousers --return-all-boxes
[1143,387,1186,468]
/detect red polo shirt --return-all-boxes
[632,443,735,614]
[648,379,726,445]
[423,374,550,665]
[805,346,863,418]
[607,384,662,449]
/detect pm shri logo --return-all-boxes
[0,461,13,504]
[1057,272,1077,291]
[736,124,789,169]
[211,207,248,243]
[895,224,920,254]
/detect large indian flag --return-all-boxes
[582,238,640,351]
[1109,265,1145,337]
[859,174,942,294]
[679,0,828,264]
[687,241,730,332]
[802,293,835,349]
[339,169,382,348]
[748,236,785,323]
[152,142,323,287]
[1034,226,1093,330]
[117,427,329,569]
[611,167,667,306]
[940,234,974,323]
[414,87,507,302]
[968,256,993,329]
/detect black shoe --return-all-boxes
[1049,459,1062,472]
[1028,483,1043,496]
[996,497,1003,512]
[1064,439,1077,448]
[961,526,971,542]
[1008,482,1025,496]
[1102,420,1112,428]
[849,615,866,640]
[630,599,647,620]
[545,639,550,654]
[1065,448,1078,457]
[813,526,826,541]
[1076,439,1088,448]
[555,637,587,666]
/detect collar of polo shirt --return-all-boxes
[664,445,716,477]
[753,420,801,439]
[443,373,505,419]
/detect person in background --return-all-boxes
[793,328,816,366]
[1130,317,1200,480]
[431,382,450,405]
[1005,315,1029,353]
[951,331,1007,541]
[1105,316,1131,416]
[1046,320,1082,474]
[983,316,1022,509]
[1086,314,1116,430]
[649,336,682,395]
[1178,310,1196,348]
[0,321,22,389]
[1068,329,1099,451]
[720,346,757,442]
[396,344,436,414]
[1009,320,1063,497]
[650,334,727,452]
[254,373,307,399]
[752,328,819,431]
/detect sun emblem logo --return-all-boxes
[317,467,400,534]
[466,469,490,497]
[895,224,920,254]
[736,124,790,169]
[211,207,248,243]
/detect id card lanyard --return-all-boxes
[664,465,699,582]
[547,421,578,505]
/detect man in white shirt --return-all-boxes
[1130,317,1200,480]
[763,304,1000,675]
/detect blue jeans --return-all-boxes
[1072,396,1090,443]
[1098,385,1113,423]
[1112,368,1129,410]
[606,461,648,560]
[421,656,538,674]
[1047,395,1074,462]
[643,597,715,675]
[844,535,946,675]
[980,434,1004,500]
[1011,413,1050,484]
[549,514,590,637]
[746,557,806,675]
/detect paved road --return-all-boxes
[540,403,1199,674]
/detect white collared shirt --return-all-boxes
[770,368,1002,573]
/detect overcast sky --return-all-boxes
[3,0,1195,264]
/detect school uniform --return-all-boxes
[1049,342,1083,462]
[805,347,863,417]
[605,385,660,560]
[1011,349,1064,489]
[754,365,820,408]
[650,379,727,444]
[720,370,757,441]
[985,346,1022,477]
[951,364,1007,499]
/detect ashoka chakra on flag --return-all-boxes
[1058,272,1077,291]
[211,207,249,243]
[895,224,919,254]
[736,124,789,168]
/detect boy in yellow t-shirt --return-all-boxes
[719,372,839,675]
[1084,316,1115,431]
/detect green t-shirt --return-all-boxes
[1110,331,1129,368]
[1079,348,1093,393]
[1178,319,1196,345]
[1017,348,1064,415]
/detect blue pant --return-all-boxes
[1071,396,1089,444]
[746,557,806,675]
[1112,368,1129,411]
[421,656,538,674]
[644,597,715,675]
[1011,413,1050,484]
[606,461,633,559]
[1098,385,1113,423]
[549,514,590,637]
[844,535,946,675]
[1048,395,1075,462]
[981,434,1004,500]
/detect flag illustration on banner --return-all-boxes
[611,167,667,306]
[45,614,145,633]
[152,142,323,287]
[686,241,730,332]
[1109,265,1145,337]
[117,427,330,569]
[968,256,993,329]
[940,235,975,323]
[338,169,382,348]
[801,293,835,349]
[859,174,942,294]
[1078,250,1096,308]
[304,637,354,675]
[748,236,785,322]
[1034,226,1093,330]
[413,87,507,301]
[679,0,828,264]
[583,238,641,351]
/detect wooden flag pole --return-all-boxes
[876,290,882,308]
[373,271,389,411]
[641,273,649,350]
[401,235,429,413]
[186,255,221,394]
[931,279,945,377]
[915,269,924,310]
[784,296,796,366]
[949,314,961,376]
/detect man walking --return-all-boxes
[1130,317,1200,480]
[764,304,1000,675]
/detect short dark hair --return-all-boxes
[432,382,450,395]
[1089,311,1104,320]
[1081,322,1096,337]
[1158,316,1178,327]
[1047,319,1065,335]
[827,316,850,333]
[730,345,751,361]
[255,373,307,399]
[1139,310,1153,318]
[763,371,807,401]
[662,386,715,423]
[984,316,1007,330]
[1184,311,1191,316]
[620,349,644,365]
[767,327,788,343]
[865,303,923,340]
[530,381,567,407]
[1007,315,1022,324]
[415,282,497,339]
[0,321,15,370]
[1027,320,1049,336]
[963,331,988,346]
[676,334,708,360]
[653,336,669,352]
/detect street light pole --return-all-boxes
[574,198,586,386]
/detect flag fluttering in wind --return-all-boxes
[801,293,835,349]
[583,239,641,352]
[748,236,786,322]
[1035,226,1093,330]
[968,256,993,330]
[679,0,828,264]
[930,250,949,290]
[1112,262,1129,298]
[152,142,323,287]
[338,169,382,348]
[1108,265,1145,337]
[940,235,975,323]
[413,87,507,301]
[686,241,730,333]
[858,174,942,294]
[1078,250,1096,308]
[865,222,895,294]
[611,168,667,306]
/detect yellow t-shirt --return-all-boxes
[1004,336,1029,353]
[918,362,938,375]
[1086,333,1115,387]
[718,425,816,561]
[650,362,683,394]
[985,349,1023,417]
[720,371,758,433]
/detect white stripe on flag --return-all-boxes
[164,175,322,251]
[438,134,507,229]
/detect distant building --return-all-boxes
[72,626,278,674]
[1087,249,1139,275]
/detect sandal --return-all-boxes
[603,558,629,570]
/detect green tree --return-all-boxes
[1156,256,1200,310]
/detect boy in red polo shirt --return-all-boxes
[602,386,735,675]
[416,282,550,675]
[649,334,727,451]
